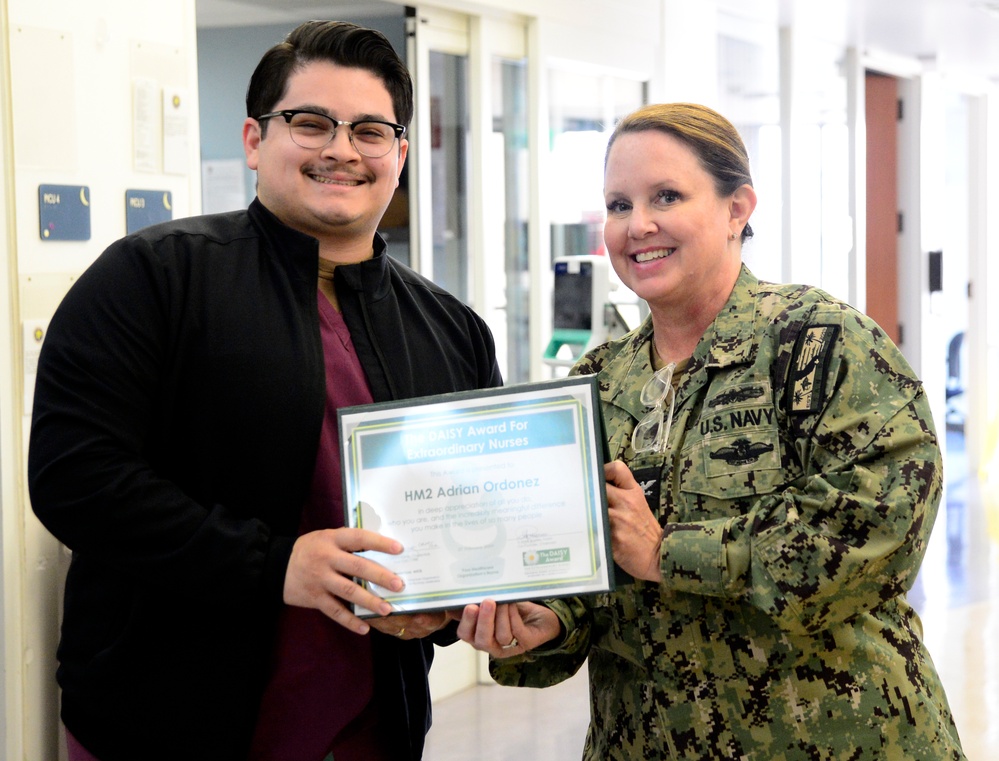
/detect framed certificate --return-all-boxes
[338,376,613,616]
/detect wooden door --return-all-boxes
[865,72,900,344]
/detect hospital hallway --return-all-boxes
[424,426,999,760]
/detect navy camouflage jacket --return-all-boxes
[492,265,964,761]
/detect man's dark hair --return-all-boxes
[246,20,413,133]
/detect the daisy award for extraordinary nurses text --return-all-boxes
[339,377,613,616]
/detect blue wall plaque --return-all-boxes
[125,189,173,234]
[39,184,91,241]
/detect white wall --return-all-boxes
[0,1,201,757]
[1,10,19,752]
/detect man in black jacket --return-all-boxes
[28,20,501,761]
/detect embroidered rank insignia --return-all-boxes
[709,385,766,407]
[631,466,661,511]
[709,437,775,466]
[788,324,839,414]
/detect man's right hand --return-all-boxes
[283,528,405,635]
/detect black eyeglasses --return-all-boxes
[256,109,406,158]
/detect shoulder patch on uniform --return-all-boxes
[787,324,839,414]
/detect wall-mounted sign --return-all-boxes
[126,189,173,234]
[39,184,91,241]
[163,88,190,175]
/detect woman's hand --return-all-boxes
[367,611,450,640]
[452,599,562,658]
[604,461,664,582]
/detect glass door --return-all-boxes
[408,9,530,383]
[405,7,530,695]
[428,49,470,300]
[542,68,646,374]
[485,54,530,382]
[408,8,470,301]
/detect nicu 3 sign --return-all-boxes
[125,189,173,234]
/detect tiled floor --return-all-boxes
[424,427,999,760]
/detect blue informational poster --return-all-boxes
[39,184,91,241]
[125,189,173,234]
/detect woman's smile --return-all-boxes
[632,247,675,263]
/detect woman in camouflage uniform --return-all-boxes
[454,103,966,760]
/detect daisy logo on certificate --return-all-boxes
[522,548,570,566]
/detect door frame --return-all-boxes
[862,52,992,474]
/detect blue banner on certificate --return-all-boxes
[338,376,612,616]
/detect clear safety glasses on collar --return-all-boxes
[631,362,677,454]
